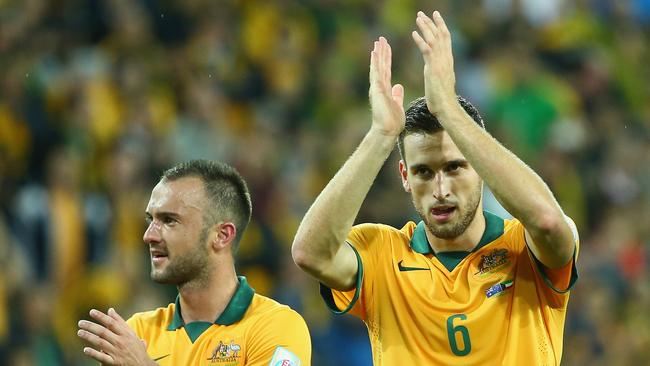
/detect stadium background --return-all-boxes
[0,0,649,364]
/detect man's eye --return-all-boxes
[414,168,433,178]
[163,217,176,224]
[446,163,461,172]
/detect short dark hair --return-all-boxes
[161,160,252,252]
[397,96,485,164]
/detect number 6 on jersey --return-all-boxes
[447,314,471,356]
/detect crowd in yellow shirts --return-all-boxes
[0,0,648,364]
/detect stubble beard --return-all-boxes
[150,226,212,287]
[415,184,482,240]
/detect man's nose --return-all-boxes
[143,221,161,244]
[432,173,451,201]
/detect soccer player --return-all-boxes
[77,160,310,365]
[291,11,578,365]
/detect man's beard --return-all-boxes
[415,184,482,240]
[151,226,211,286]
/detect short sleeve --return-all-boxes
[126,314,143,338]
[319,223,384,320]
[525,216,580,307]
[244,308,311,366]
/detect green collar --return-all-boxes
[409,210,504,255]
[167,276,255,331]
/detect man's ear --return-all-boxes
[399,160,411,192]
[212,222,237,250]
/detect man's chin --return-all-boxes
[150,272,175,285]
[426,220,464,240]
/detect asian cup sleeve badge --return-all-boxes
[269,346,301,366]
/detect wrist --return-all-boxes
[368,126,400,141]
[435,96,464,121]
[365,128,399,152]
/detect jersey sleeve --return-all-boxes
[520,216,580,307]
[126,314,144,339]
[319,223,383,321]
[244,308,311,366]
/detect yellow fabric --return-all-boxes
[50,188,87,348]
[127,294,311,365]
[50,188,86,286]
[0,276,6,342]
[328,218,578,366]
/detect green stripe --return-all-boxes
[320,243,363,315]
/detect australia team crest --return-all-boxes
[474,248,510,276]
[207,340,242,364]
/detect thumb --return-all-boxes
[392,84,405,107]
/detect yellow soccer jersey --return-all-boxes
[128,276,311,366]
[321,211,578,366]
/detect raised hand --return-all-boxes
[77,308,155,366]
[369,36,405,137]
[411,11,457,116]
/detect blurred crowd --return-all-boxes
[0,0,648,365]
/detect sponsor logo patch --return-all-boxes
[397,260,429,272]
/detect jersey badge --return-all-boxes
[269,346,301,366]
[207,339,242,364]
[486,279,514,298]
[474,248,510,276]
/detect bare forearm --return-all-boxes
[413,11,574,267]
[437,100,564,228]
[292,129,396,277]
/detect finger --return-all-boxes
[383,37,392,82]
[377,38,386,83]
[108,308,126,323]
[370,41,378,74]
[82,346,115,364]
[77,328,116,355]
[374,39,391,93]
[90,309,123,335]
[432,11,451,42]
[411,31,431,55]
[432,11,446,32]
[369,42,379,92]
[416,12,437,45]
[78,319,118,344]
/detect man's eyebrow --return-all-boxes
[145,211,182,219]
[445,159,468,166]
[409,163,430,170]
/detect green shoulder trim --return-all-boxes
[320,243,363,315]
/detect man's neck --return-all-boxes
[177,268,238,324]
[425,210,486,253]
